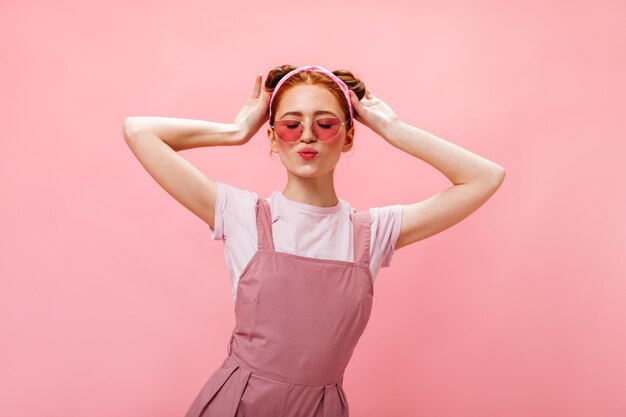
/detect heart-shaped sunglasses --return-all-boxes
[270,117,350,142]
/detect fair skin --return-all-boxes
[267,84,354,208]
[122,73,505,251]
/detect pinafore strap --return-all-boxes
[255,198,371,268]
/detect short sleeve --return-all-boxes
[368,204,403,275]
[209,181,226,240]
[209,181,259,241]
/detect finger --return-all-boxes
[252,73,262,97]
[365,87,374,99]
[349,90,360,105]
[261,84,271,103]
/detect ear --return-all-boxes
[342,124,355,152]
[268,127,279,153]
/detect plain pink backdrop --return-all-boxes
[1,1,624,416]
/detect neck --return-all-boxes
[282,170,339,207]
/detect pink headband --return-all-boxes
[268,64,354,122]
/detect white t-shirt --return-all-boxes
[209,181,403,301]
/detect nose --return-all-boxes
[299,122,317,143]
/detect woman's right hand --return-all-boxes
[233,73,271,145]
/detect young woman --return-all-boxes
[123,64,505,417]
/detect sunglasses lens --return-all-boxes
[274,118,342,142]
[275,120,302,142]
[314,118,341,140]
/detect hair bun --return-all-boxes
[264,65,297,92]
[332,69,366,101]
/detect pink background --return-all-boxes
[1,0,624,416]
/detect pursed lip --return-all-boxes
[298,147,318,154]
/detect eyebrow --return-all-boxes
[279,110,338,118]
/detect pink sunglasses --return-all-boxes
[270,117,350,142]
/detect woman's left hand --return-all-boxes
[348,88,399,136]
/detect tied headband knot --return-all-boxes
[268,65,354,122]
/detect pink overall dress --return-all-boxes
[184,197,374,417]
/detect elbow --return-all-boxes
[495,164,506,181]
[122,117,141,142]
[489,165,506,189]
[461,165,506,188]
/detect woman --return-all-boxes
[123,64,505,417]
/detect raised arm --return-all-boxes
[122,74,271,228]
[383,120,504,250]
[122,117,244,228]
[348,89,506,250]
